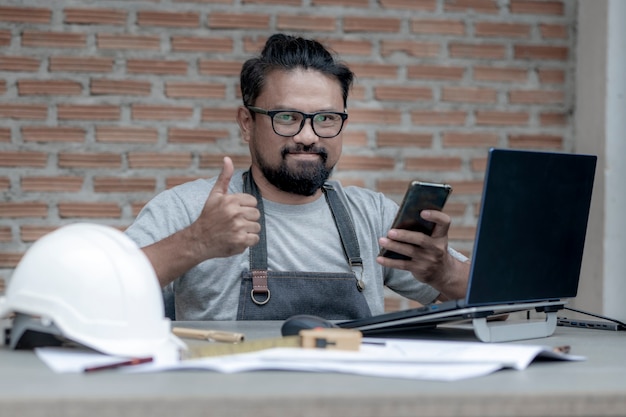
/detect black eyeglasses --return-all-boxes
[246,106,348,139]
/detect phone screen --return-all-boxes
[380,181,452,260]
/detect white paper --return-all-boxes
[35,345,180,374]
[35,337,585,381]
[36,348,135,374]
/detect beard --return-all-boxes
[255,144,333,196]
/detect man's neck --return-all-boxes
[249,165,324,205]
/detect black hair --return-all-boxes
[240,33,354,110]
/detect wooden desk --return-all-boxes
[1,321,625,417]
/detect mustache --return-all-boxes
[281,145,328,160]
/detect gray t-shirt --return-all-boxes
[125,170,466,320]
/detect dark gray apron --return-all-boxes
[236,171,372,320]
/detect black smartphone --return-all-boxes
[379,180,453,260]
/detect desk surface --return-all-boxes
[1,321,625,417]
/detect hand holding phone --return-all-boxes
[379,180,452,260]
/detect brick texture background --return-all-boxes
[0,0,577,311]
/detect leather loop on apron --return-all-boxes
[237,170,372,320]
[250,270,270,305]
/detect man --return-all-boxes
[125,33,470,321]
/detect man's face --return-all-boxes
[240,68,347,196]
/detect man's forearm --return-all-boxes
[142,228,202,287]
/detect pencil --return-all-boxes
[172,327,245,343]
[84,357,153,373]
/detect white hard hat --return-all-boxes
[0,223,185,358]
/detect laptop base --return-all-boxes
[472,311,557,342]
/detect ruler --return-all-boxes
[182,335,301,359]
[181,328,362,359]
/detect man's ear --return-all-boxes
[237,106,253,143]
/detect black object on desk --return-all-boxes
[281,314,337,336]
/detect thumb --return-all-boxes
[211,156,234,196]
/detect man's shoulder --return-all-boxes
[170,169,246,196]
[326,179,377,196]
[325,179,398,212]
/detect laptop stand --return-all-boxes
[472,311,558,342]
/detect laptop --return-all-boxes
[338,148,597,340]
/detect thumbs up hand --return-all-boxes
[191,156,260,259]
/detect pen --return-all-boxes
[84,357,153,373]
[172,327,245,343]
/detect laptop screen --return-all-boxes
[466,149,597,306]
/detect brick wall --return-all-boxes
[0,0,577,310]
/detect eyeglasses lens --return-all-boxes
[272,111,343,138]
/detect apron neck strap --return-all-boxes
[242,170,363,272]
